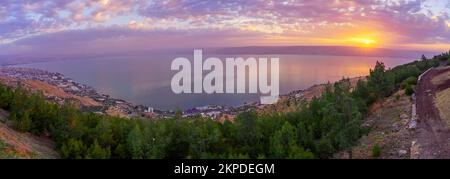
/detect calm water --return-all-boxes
[17,54,413,110]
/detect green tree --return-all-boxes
[421,54,427,61]
[60,139,86,159]
[13,110,32,132]
[269,122,298,158]
[114,143,128,159]
[367,61,394,99]
[188,120,222,158]
[86,140,111,159]
[234,111,258,157]
[0,86,12,109]
[287,145,314,159]
[127,124,144,159]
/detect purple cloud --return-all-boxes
[0,0,448,55]
[137,0,450,44]
[0,27,267,56]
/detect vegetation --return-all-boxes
[401,77,417,89]
[0,52,448,159]
[372,144,381,158]
[0,140,7,157]
[0,139,19,159]
[405,85,415,96]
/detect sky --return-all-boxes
[0,0,449,56]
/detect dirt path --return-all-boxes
[415,67,450,159]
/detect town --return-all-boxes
[0,67,284,122]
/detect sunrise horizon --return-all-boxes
[0,0,449,57]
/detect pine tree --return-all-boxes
[20,111,32,132]
[287,144,314,159]
[86,140,111,159]
[367,61,394,99]
[114,143,127,158]
[269,122,298,158]
[13,110,32,132]
[127,124,144,159]
[60,139,86,159]
[421,54,427,61]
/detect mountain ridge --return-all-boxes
[212,46,437,58]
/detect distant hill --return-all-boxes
[0,46,439,66]
[212,46,437,58]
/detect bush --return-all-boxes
[372,144,381,158]
[395,94,401,101]
[447,58,450,66]
[403,76,417,87]
[405,84,415,96]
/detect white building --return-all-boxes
[145,107,154,113]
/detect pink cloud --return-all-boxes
[0,0,449,53]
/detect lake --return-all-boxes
[17,54,414,110]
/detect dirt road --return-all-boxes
[415,67,450,159]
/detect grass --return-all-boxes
[372,144,381,158]
[435,88,450,126]
[431,70,450,86]
[0,139,19,159]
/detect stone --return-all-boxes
[392,123,401,132]
[399,150,408,156]
[408,120,417,130]
[400,113,408,119]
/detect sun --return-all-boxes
[361,39,375,45]
[348,37,377,47]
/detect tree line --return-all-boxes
[0,52,448,159]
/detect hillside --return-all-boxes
[415,66,450,158]
[257,77,364,114]
[335,90,416,159]
[0,75,101,108]
[0,109,59,159]
[213,46,436,58]
[336,66,450,159]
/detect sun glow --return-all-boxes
[348,37,377,47]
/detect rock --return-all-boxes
[410,140,420,159]
[399,150,408,156]
[408,120,417,130]
[392,123,401,132]
[400,113,408,119]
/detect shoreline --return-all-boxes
[0,66,364,121]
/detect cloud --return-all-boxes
[0,0,449,53]
[0,27,267,56]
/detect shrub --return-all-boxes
[403,77,417,86]
[372,144,381,158]
[401,76,417,90]
[395,94,401,101]
[405,84,415,96]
